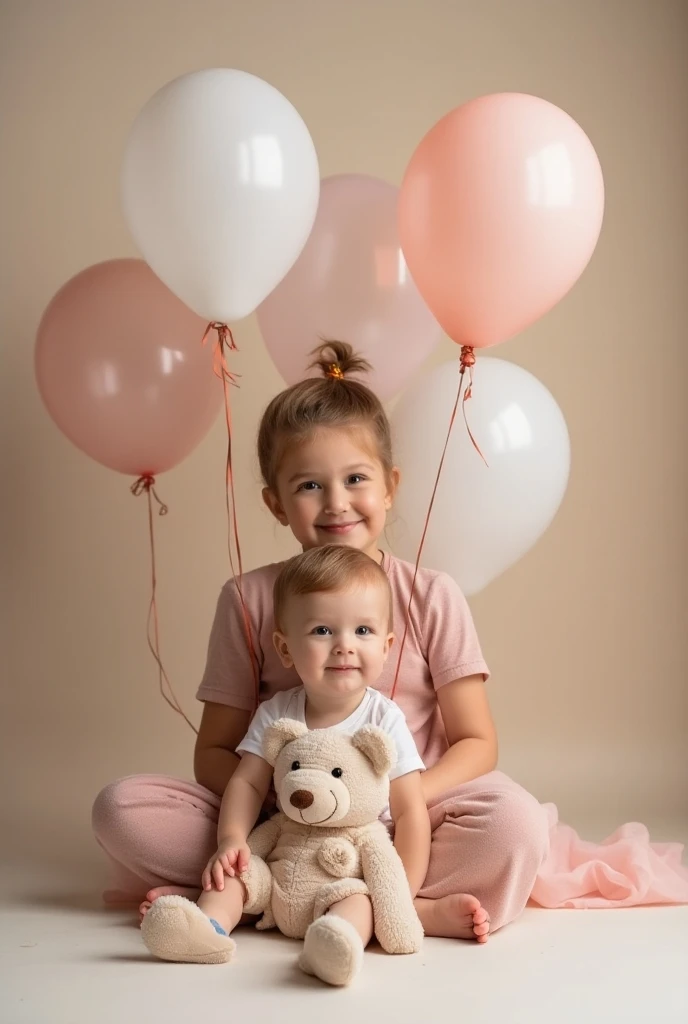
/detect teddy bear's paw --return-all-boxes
[385,918,424,954]
[317,838,359,878]
[297,950,316,977]
[141,896,236,964]
[255,907,277,931]
[300,916,364,987]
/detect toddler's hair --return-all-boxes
[273,545,393,632]
[257,341,393,492]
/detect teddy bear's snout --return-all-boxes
[290,789,314,810]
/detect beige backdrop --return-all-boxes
[2,0,686,878]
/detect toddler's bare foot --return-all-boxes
[139,885,201,922]
[415,893,490,943]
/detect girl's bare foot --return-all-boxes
[139,885,201,922]
[415,893,490,942]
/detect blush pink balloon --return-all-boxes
[399,93,605,348]
[257,174,442,400]
[35,259,222,476]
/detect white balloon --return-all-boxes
[121,69,320,322]
[390,357,570,595]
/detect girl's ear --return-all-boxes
[263,487,289,526]
[384,467,401,509]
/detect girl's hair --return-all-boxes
[257,341,393,492]
[273,545,392,632]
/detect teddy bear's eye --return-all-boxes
[331,767,343,778]
[291,761,301,771]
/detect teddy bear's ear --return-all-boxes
[351,726,397,776]
[263,718,309,767]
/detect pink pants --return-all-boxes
[92,770,550,931]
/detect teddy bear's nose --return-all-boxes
[290,789,314,809]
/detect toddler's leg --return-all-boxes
[141,855,275,964]
[415,771,549,941]
[141,880,244,965]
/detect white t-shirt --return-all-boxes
[237,686,425,787]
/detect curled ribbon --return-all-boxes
[391,346,487,701]
[201,322,261,708]
[131,475,197,733]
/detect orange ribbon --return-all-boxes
[131,475,197,734]
[390,347,487,701]
[202,323,261,708]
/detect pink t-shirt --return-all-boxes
[196,551,489,769]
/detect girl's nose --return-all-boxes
[324,487,349,514]
[334,636,355,655]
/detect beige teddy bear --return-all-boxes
[240,718,423,986]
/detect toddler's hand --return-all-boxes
[202,838,251,892]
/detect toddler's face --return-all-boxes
[263,426,398,563]
[273,583,393,699]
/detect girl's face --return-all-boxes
[263,426,399,563]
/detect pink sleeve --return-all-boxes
[422,572,489,690]
[195,580,261,712]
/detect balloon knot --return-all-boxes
[203,322,238,352]
[201,323,241,386]
[459,345,476,372]
[131,475,168,515]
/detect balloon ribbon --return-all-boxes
[131,475,198,733]
[202,322,261,708]
[390,346,487,701]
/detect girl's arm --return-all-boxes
[389,771,431,897]
[194,702,252,796]
[422,675,498,804]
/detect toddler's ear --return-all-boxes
[352,726,396,776]
[273,631,293,668]
[263,718,308,767]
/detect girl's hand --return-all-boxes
[202,837,251,891]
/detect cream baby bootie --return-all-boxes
[141,895,236,965]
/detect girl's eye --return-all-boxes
[331,767,343,778]
[346,474,366,485]
[355,626,372,636]
[312,626,332,636]
[291,761,301,771]
[297,480,320,492]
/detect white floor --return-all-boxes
[1,867,687,1024]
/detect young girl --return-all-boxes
[141,544,430,985]
[93,342,549,942]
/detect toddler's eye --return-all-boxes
[312,626,332,636]
[331,767,343,778]
[346,474,365,485]
[297,480,320,491]
[291,761,301,771]
[355,626,371,636]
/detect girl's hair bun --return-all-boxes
[308,341,372,380]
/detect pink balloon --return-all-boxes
[257,174,442,400]
[399,93,605,348]
[35,259,222,476]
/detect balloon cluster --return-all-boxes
[35,71,603,593]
